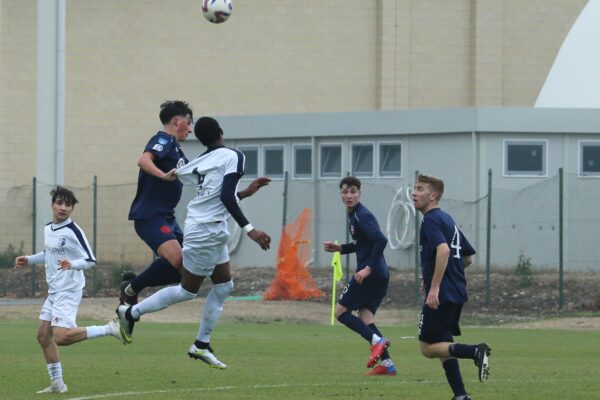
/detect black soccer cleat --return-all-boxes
[474,343,491,382]
[119,271,138,306]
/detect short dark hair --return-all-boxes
[159,100,193,125]
[50,186,78,206]
[194,116,223,146]
[417,174,444,200]
[339,176,361,190]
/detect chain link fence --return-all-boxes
[1,170,599,309]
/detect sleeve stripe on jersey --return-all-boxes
[67,223,96,263]
[232,148,245,175]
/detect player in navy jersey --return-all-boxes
[13,186,127,394]
[123,100,194,305]
[121,101,269,366]
[117,116,271,368]
[412,174,491,400]
[323,176,396,376]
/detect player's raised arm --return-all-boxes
[220,172,270,250]
[237,177,271,200]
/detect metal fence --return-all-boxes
[1,169,599,309]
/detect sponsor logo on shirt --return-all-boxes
[45,237,67,255]
[158,137,169,145]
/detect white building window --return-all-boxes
[264,145,284,179]
[320,144,342,178]
[504,140,547,176]
[379,143,401,177]
[293,145,312,179]
[351,143,374,177]
[238,146,258,179]
[580,141,600,177]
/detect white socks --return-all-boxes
[197,280,234,343]
[85,325,107,339]
[132,284,196,319]
[371,334,382,345]
[47,362,63,383]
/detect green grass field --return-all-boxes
[1,320,598,399]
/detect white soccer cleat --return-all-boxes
[107,318,128,345]
[37,382,68,394]
[115,304,134,344]
[188,344,227,369]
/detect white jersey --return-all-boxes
[176,146,245,225]
[29,218,96,294]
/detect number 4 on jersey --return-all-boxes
[451,225,462,259]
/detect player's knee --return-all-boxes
[335,309,349,321]
[213,279,234,299]
[37,331,51,347]
[420,343,435,358]
[165,253,183,270]
[177,285,197,301]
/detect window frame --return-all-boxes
[579,140,600,178]
[319,143,343,179]
[378,141,402,178]
[503,139,548,177]
[237,145,259,180]
[350,142,375,178]
[292,143,312,180]
[263,144,285,180]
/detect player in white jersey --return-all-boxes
[14,186,127,394]
[117,117,271,368]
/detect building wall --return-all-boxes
[0,0,590,264]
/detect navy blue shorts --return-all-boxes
[418,302,463,344]
[338,276,389,314]
[134,217,183,254]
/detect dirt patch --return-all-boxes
[1,267,599,329]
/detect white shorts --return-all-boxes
[182,221,230,277]
[39,290,82,328]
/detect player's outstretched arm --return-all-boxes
[323,241,341,253]
[138,152,177,181]
[237,177,271,200]
[13,256,28,270]
[247,228,271,250]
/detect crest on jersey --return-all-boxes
[152,144,163,152]
[59,237,66,247]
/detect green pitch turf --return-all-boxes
[1,320,598,399]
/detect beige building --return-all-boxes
[0,0,588,264]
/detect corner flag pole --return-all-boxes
[330,241,343,325]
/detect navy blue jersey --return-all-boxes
[340,202,389,280]
[129,131,188,220]
[419,208,476,304]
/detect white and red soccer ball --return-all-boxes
[202,0,233,24]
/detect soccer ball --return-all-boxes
[202,0,233,24]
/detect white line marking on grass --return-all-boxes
[65,380,440,400]
[66,377,598,400]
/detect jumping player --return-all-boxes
[323,176,396,376]
[124,100,194,303]
[13,186,126,394]
[412,174,491,400]
[121,101,269,367]
[117,116,271,368]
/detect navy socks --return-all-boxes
[130,257,180,293]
